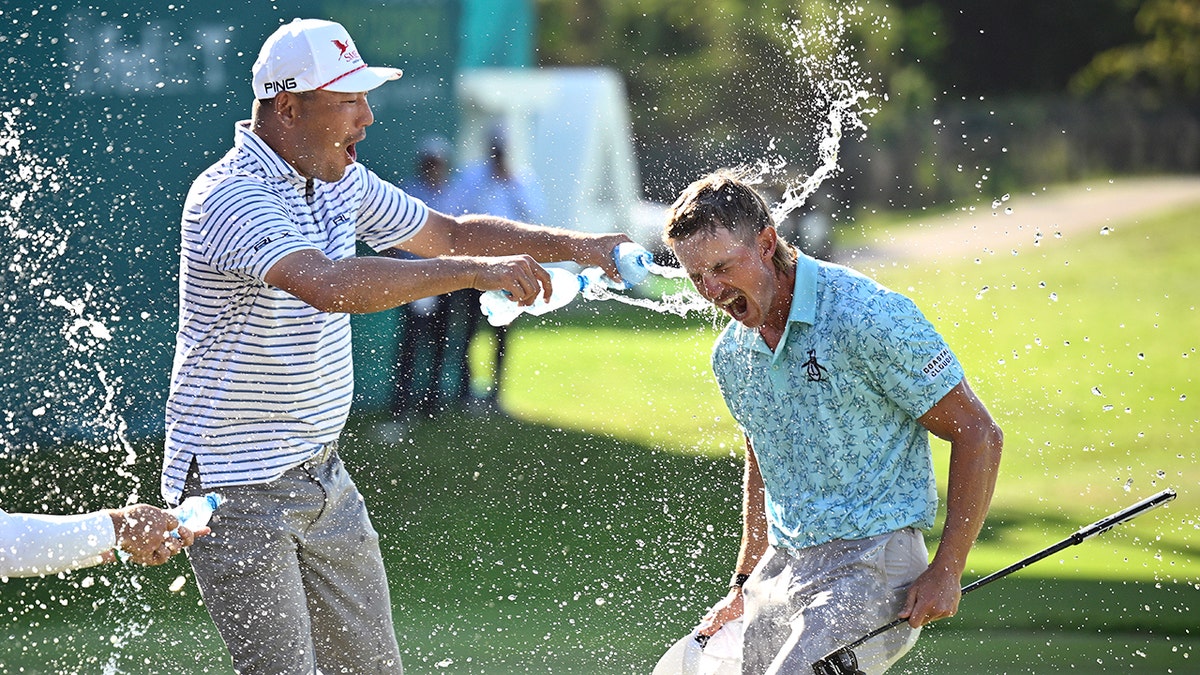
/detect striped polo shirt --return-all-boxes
[712,252,964,549]
[162,122,428,504]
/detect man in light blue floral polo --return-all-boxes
[665,170,1003,674]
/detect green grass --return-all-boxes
[853,204,1200,582]
[493,203,1199,584]
[1,192,1198,673]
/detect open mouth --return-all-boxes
[717,293,748,320]
[346,142,357,162]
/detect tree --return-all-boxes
[534,0,913,200]
[1071,0,1200,104]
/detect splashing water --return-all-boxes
[585,283,714,319]
[762,8,880,224]
[2,105,156,671]
[581,261,714,317]
[593,8,880,320]
[1,106,136,475]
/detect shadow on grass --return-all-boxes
[345,411,1197,672]
[0,411,1194,673]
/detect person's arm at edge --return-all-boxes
[901,378,1003,627]
[0,505,198,578]
[697,436,769,637]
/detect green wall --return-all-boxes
[0,0,532,446]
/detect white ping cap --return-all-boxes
[252,18,403,99]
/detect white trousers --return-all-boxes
[741,528,927,675]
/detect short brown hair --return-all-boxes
[664,169,796,273]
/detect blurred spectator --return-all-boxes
[389,136,477,420]
[448,122,546,413]
[405,135,453,207]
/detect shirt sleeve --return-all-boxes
[354,165,429,252]
[0,508,115,578]
[856,290,965,419]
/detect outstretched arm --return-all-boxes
[263,248,556,314]
[401,210,631,280]
[0,504,201,577]
[265,210,633,314]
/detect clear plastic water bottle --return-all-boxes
[169,493,224,534]
[479,266,600,327]
[603,242,655,289]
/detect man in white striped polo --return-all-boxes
[163,18,632,675]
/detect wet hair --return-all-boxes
[664,169,797,273]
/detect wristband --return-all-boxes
[731,572,750,588]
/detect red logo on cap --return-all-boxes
[332,39,360,62]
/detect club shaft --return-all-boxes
[828,489,1176,655]
[961,488,1175,595]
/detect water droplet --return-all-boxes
[1092,387,1103,396]
[1100,226,1113,235]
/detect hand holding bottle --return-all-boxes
[477,243,658,326]
[480,266,602,326]
[603,242,655,289]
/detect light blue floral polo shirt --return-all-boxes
[712,252,964,549]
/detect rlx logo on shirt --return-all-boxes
[252,234,279,252]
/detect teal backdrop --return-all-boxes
[0,0,534,446]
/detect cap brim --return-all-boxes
[322,66,403,93]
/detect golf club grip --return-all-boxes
[827,489,1177,655]
[1074,488,1176,541]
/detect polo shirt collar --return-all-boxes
[233,120,305,183]
[789,251,819,325]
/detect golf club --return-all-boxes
[811,488,1177,675]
